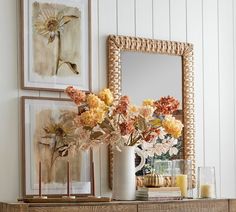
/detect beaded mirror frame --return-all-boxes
[107,35,195,188]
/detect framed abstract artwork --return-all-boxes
[20,0,91,91]
[22,96,94,197]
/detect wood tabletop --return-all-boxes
[1,198,236,212]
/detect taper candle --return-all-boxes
[67,161,70,196]
[39,161,41,197]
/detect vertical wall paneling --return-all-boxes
[98,0,117,89]
[186,0,204,171]
[16,0,22,197]
[117,0,135,36]
[0,0,19,201]
[202,0,221,197]
[135,0,153,38]
[17,12,41,195]
[91,0,99,93]
[234,0,236,197]
[218,0,235,197]
[89,0,100,196]
[98,0,117,196]
[153,0,170,40]
[169,0,186,41]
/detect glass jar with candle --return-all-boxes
[197,167,216,198]
[154,160,173,187]
[172,159,193,198]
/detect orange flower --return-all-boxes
[119,121,135,136]
[65,86,86,105]
[114,96,130,116]
[154,96,179,115]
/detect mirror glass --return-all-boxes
[121,51,182,108]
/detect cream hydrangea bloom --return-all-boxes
[139,105,155,120]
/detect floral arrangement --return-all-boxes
[64,86,184,158]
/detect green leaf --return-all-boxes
[130,135,142,146]
[137,116,147,131]
[149,118,162,127]
[90,131,104,140]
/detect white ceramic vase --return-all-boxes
[112,146,145,200]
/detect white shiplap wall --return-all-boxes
[1,0,236,201]
[97,0,236,198]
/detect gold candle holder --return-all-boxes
[34,161,47,199]
[62,161,75,199]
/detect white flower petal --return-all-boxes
[172,139,178,145]
[169,147,178,156]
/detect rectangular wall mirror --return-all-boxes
[107,35,195,188]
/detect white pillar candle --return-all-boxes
[200,184,214,198]
[176,174,188,197]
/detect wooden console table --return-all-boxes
[1,199,236,212]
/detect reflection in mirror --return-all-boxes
[121,52,182,107]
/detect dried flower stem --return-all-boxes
[55,32,61,75]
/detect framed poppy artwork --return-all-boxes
[20,0,91,92]
[22,96,93,197]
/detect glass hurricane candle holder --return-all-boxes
[172,159,193,198]
[197,167,216,198]
[154,160,173,187]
